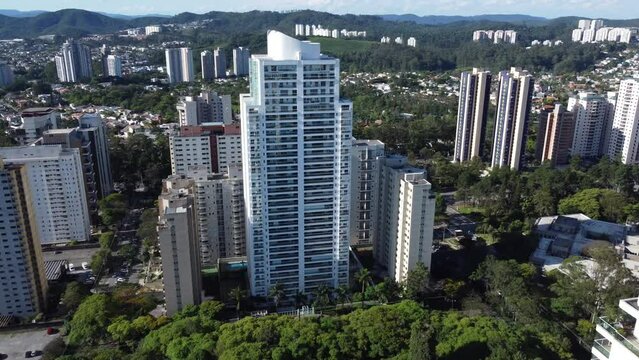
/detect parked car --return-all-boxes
[68,263,75,271]
[116,277,126,283]
[46,327,57,335]
[82,262,90,270]
[25,350,41,358]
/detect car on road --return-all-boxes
[82,262,90,270]
[116,277,126,283]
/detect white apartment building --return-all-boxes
[241,31,352,297]
[214,48,226,79]
[492,67,534,170]
[568,92,615,158]
[608,79,639,164]
[106,55,122,77]
[217,133,242,171]
[350,139,385,246]
[407,37,417,47]
[394,36,403,45]
[176,91,232,126]
[233,47,250,77]
[165,48,194,84]
[169,133,212,175]
[375,155,435,282]
[572,29,584,42]
[0,146,91,244]
[454,68,491,163]
[591,297,639,360]
[55,39,92,83]
[0,160,47,317]
[145,25,162,36]
[14,107,59,145]
[158,187,202,316]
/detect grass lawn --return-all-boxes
[308,37,375,55]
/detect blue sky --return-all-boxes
[1,0,635,19]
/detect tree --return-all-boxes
[42,337,66,360]
[98,193,127,227]
[67,294,114,346]
[435,193,447,218]
[228,287,246,317]
[408,317,435,360]
[375,277,402,303]
[335,285,351,304]
[99,231,115,249]
[442,279,464,308]
[403,262,429,302]
[294,291,307,308]
[107,316,136,345]
[313,284,333,307]
[61,281,90,311]
[355,268,372,306]
[269,283,286,312]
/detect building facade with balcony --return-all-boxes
[592,297,639,360]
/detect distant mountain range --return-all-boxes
[381,14,549,25]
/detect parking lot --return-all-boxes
[0,328,60,359]
[43,247,99,271]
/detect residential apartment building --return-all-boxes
[11,107,59,145]
[78,113,113,198]
[176,90,232,126]
[55,39,93,83]
[214,48,226,78]
[350,139,385,246]
[491,67,534,170]
[568,92,615,158]
[608,79,639,164]
[201,50,214,81]
[165,48,195,84]
[0,61,14,87]
[591,297,639,360]
[407,37,417,47]
[539,104,576,166]
[0,146,91,244]
[454,68,491,163]
[0,159,48,317]
[105,55,122,77]
[241,31,352,297]
[157,183,202,315]
[233,47,250,76]
[535,102,555,162]
[169,124,241,175]
[374,156,435,282]
[145,25,162,36]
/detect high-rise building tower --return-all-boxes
[0,146,91,244]
[375,155,435,282]
[350,139,385,246]
[0,61,14,87]
[491,67,534,170]
[105,55,122,77]
[608,79,639,164]
[158,182,202,315]
[214,48,226,78]
[568,92,615,158]
[13,107,59,145]
[78,113,113,198]
[0,159,48,317]
[55,39,93,83]
[165,48,194,84]
[169,124,241,175]
[232,47,250,76]
[454,68,491,163]
[176,91,233,126]
[539,104,576,166]
[201,50,214,81]
[241,31,352,297]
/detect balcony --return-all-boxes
[597,316,639,357]
[592,338,612,359]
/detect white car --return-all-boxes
[116,277,126,283]
[82,262,90,270]
[68,263,75,271]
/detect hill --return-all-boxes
[381,14,548,25]
[0,9,46,17]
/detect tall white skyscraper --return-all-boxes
[214,48,226,79]
[55,39,93,83]
[608,79,639,164]
[105,55,122,77]
[165,48,194,84]
[454,68,491,163]
[241,31,352,297]
[491,67,534,170]
[0,146,91,244]
[233,47,250,76]
[567,92,615,158]
[201,50,214,81]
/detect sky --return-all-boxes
[0,0,636,19]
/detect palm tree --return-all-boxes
[355,268,372,307]
[313,284,332,308]
[228,287,246,318]
[336,284,351,305]
[269,282,286,312]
